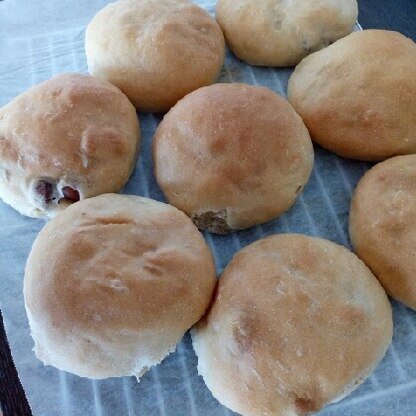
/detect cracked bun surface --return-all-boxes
[192,234,392,416]
[216,0,358,67]
[24,194,216,379]
[0,73,140,219]
[85,0,225,112]
[288,30,416,161]
[350,155,416,310]
[153,83,314,234]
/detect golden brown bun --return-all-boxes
[193,234,392,416]
[153,83,314,234]
[0,73,140,219]
[85,0,225,112]
[216,0,358,67]
[288,30,416,161]
[24,194,216,379]
[350,155,416,310]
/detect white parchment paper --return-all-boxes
[1,1,416,415]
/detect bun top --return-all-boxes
[350,154,416,310]
[0,73,140,218]
[193,234,392,416]
[153,83,314,233]
[24,194,216,379]
[85,0,225,112]
[216,0,358,66]
[288,30,416,161]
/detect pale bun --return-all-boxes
[85,0,225,112]
[350,154,416,310]
[288,30,416,161]
[0,73,140,218]
[216,0,358,66]
[153,83,314,234]
[193,234,392,416]
[24,194,216,379]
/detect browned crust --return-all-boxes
[85,0,225,112]
[193,234,392,416]
[24,194,216,379]
[288,30,416,161]
[0,73,140,218]
[350,154,416,309]
[216,0,358,67]
[153,83,314,233]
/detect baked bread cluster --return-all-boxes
[0,0,414,415]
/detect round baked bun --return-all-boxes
[153,83,314,234]
[288,30,416,161]
[85,0,225,113]
[24,194,216,379]
[0,73,140,219]
[193,234,392,416]
[216,0,358,67]
[350,155,416,310]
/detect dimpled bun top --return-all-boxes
[85,0,225,113]
[350,155,416,310]
[153,83,314,234]
[24,194,216,379]
[216,0,358,67]
[288,30,416,161]
[192,234,393,416]
[0,73,140,218]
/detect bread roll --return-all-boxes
[288,30,416,161]
[0,73,140,218]
[153,83,314,234]
[216,0,358,66]
[193,234,392,416]
[85,0,225,112]
[24,194,216,379]
[350,155,416,310]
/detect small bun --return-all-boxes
[153,83,314,234]
[0,73,140,218]
[350,155,416,310]
[193,234,392,416]
[85,0,225,112]
[216,0,358,66]
[24,194,216,379]
[288,30,416,161]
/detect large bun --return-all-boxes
[24,194,216,379]
[153,83,314,234]
[350,154,416,310]
[85,0,225,112]
[288,30,416,161]
[0,73,140,218]
[193,234,392,416]
[216,0,358,66]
